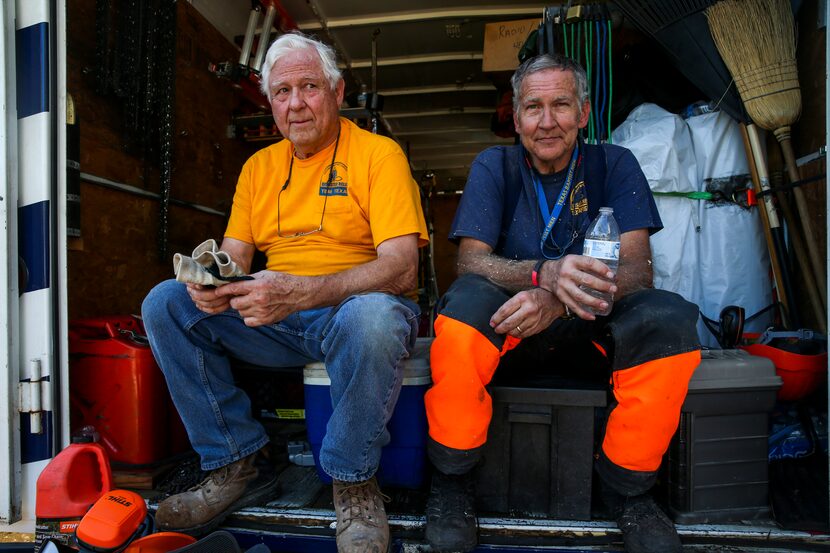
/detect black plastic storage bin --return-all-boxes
[666,349,782,523]
[475,385,607,520]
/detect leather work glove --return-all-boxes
[173,239,252,286]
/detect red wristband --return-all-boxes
[531,259,547,287]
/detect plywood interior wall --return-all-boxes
[790,0,827,328]
[430,195,461,296]
[67,1,260,320]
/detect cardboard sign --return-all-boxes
[482,18,541,72]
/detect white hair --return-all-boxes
[259,32,342,99]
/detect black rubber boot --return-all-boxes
[601,484,681,553]
[424,470,477,552]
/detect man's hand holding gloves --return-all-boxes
[173,239,252,286]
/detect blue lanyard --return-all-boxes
[528,145,580,256]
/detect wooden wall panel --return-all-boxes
[789,0,826,328]
[67,1,261,320]
[794,0,826,265]
[174,5,261,208]
[430,195,461,296]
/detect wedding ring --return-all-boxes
[515,325,522,334]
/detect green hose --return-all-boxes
[652,191,714,201]
[563,22,569,57]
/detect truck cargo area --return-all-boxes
[2,1,830,552]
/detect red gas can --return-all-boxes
[69,316,189,465]
[35,441,112,550]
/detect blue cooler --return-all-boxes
[304,337,431,488]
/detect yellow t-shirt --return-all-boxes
[225,118,429,276]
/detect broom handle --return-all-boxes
[742,123,794,328]
[773,126,828,309]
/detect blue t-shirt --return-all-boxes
[449,142,662,260]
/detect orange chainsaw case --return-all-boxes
[75,489,148,552]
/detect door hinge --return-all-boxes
[18,359,51,434]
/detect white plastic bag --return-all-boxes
[613,105,773,347]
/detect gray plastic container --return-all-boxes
[666,349,782,524]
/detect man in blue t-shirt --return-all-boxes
[423,55,701,553]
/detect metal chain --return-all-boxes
[91,0,178,259]
[141,4,158,158]
[121,0,142,134]
[158,0,177,260]
[93,0,111,95]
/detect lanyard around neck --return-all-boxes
[527,145,580,255]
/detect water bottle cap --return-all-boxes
[600,206,613,213]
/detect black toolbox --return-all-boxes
[475,384,607,520]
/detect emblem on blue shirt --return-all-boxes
[570,180,588,216]
[320,162,348,196]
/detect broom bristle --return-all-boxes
[706,0,801,130]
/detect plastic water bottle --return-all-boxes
[580,207,620,316]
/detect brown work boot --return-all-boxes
[155,450,278,536]
[332,477,390,553]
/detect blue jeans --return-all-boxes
[141,279,420,482]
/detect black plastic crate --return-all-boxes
[475,385,607,520]
[666,349,782,523]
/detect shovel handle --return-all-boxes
[741,123,792,328]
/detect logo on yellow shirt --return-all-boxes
[320,162,348,196]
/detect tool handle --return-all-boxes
[741,123,791,327]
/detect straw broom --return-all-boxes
[707,0,827,329]
[707,0,801,131]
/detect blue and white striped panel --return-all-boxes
[17,0,54,464]
[16,21,49,119]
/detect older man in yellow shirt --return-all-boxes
[142,31,428,553]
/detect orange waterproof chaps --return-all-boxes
[425,274,700,494]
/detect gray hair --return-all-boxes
[511,54,589,112]
[259,31,342,99]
